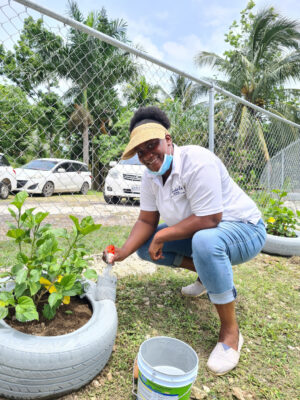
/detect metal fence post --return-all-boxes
[281,150,285,189]
[267,161,271,191]
[209,87,215,153]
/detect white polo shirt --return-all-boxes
[140,145,261,226]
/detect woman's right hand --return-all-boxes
[112,247,128,262]
[102,247,128,263]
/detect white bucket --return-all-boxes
[137,336,198,400]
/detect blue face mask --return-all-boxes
[148,153,173,176]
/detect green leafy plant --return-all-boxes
[264,189,300,237]
[0,191,101,322]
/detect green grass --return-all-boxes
[1,228,299,399]
[87,190,103,197]
[77,249,299,399]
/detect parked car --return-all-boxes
[104,154,145,204]
[15,159,92,197]
[0,153,17,199]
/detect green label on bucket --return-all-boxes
[137,372,192,400]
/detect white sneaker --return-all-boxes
[207,332,244,375]
[181,280,207,297]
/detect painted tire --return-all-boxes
[262,231,300,256]
[0,283,118,399]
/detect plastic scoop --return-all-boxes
[105,245,115,264]
[103,244,115,276]
[104,244,115,266]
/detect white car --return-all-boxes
[15,159,92,197]
[0,153,17,199]
[104,154,145,204]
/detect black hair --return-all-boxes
[129,106,171,132]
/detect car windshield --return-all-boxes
[23,160,58,171]
[119,154,142,165]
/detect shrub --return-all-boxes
[264,189,300,237]
[0,191,101,322]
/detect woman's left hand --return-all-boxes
[148,234,164,261]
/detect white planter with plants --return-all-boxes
[0,192,117,400]
[262,190,300,256]
[263,231,300,256]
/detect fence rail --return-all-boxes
[0,0,299,244]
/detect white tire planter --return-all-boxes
[0,279,118,400]
[262,231,300,256]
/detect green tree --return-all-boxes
[60,1,137,166]
[169,74,205,110]
[0,18,63,96]
[195,3,300,108]
[0,84,69,164]
[194,2,300,187]
[160,98,208,147]
[124,76,161,108]
[36,92,69,158]
[1,2,137,171]
[0,84,35,164]
[0,19,69,161]
[92,108,134,189]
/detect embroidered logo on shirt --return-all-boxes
[171,185,185,197]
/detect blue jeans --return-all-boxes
[137,219,266,304]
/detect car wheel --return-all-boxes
[80,182,89,195]
[42,181,54,197]
[0,182,9,200]
[104,195,120,204]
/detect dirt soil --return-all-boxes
[4,296,92,336]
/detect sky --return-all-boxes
[34,0,300,84]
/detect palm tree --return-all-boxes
[68,103,93,165]
[194,7,300,172]
[124,76,161,108]
[60,1,137,166]
[169,75,205,110]
[195,8,300,107]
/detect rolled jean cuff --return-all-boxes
[208,287,237,304]
[173,254,184,267]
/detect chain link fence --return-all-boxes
[1,0,299,243]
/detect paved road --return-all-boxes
[0,194,140,240]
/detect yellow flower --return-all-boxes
[39,277,70,304]
[49,285,57,293]
[0,300,6,307]
[267,217,276,224]
[63,296,70,305]
[39,277,51,286]
[39,277,52,290]
[39,277,57,293]
[284,226,287,230]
